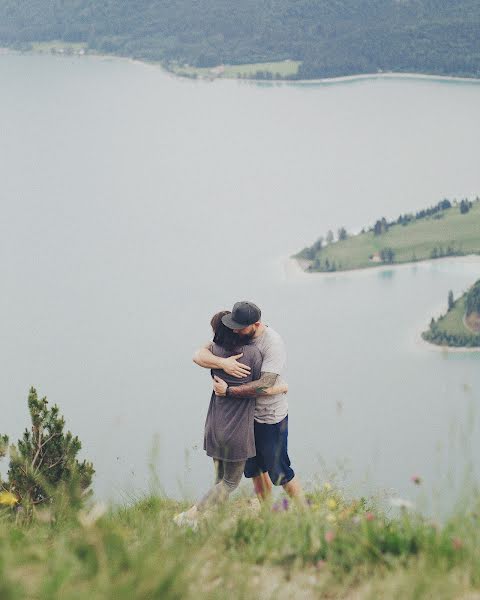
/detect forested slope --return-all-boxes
[1,0,479,79]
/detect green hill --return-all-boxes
[296,198,480,273]
[423,280,480,347]
[1,1,480,80]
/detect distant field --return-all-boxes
[31,41,87,53]
[172,60,301,79]
[298,200,480,272]
[26,45,300,79]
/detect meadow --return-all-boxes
[298,199,480,273]
[434,296,474,336]
[2,483,480,599]
[171,60,301,80]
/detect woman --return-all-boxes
[174,311,287,527]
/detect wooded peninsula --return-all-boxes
[422,280,480,348]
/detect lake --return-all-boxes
[1,53,479,513]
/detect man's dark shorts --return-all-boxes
[244,416,295,486]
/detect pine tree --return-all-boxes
[466,280,480,316]
[380,248,395,263]
[448,290,454,311]
[1,388,94,511]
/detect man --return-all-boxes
[193,301,304,502]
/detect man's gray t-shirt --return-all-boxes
[251,326,288,424]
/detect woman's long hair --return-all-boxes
[211,311,242,352]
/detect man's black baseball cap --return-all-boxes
[221,301,261,330]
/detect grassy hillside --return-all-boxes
[2,487,480,599]
[422,283,480,347]
[297,199,480,273]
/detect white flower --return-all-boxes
[352,515,362,525]
[389,497,414,510]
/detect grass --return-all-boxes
[297,199,480,272]
[2,485,480,599]
[171,60,301,80]
[435,297,472,337]
[422,292,480,347]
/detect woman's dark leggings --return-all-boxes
[197,459,245,512]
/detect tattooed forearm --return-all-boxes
[227,372,278,398]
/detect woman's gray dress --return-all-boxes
[203,343,262,462]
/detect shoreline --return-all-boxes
[416,295,480,354]
[285,254,480,353]
[417,334,480,354]
[280,71,480,86]
[288,253,480,279]
[2,46,480,86]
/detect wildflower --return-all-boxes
[324,530,336,543]
[282,498,289,511]
[352,515,362,525]
[326,498,337,511]
[316,559,327,570]
[410,475,422,485]
[272,502,280,512]
[452,537,463,551]
[0,491,18,507]
[324,482,332,491]
[365,512,375,522]
[326,513,337,524]
[389,497,414,510]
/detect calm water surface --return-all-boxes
[1,54,480,512]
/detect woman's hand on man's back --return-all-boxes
[213,375,228,396]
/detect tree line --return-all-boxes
[0,0,479,80]
[373,198,474,236]
[422,328,480,348]
[466,280,480,316]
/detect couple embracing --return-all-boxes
[174,301,304,527]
